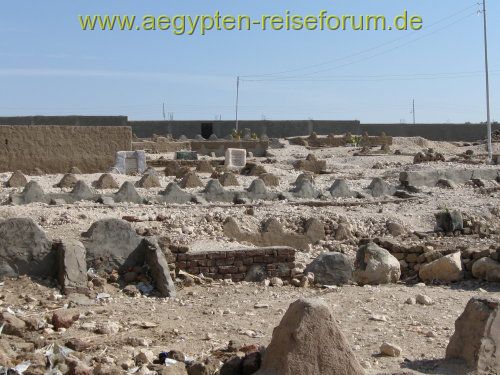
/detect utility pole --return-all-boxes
[162,102,166,120]
[235,76,240,132]
[411,99,416,125]
[482,0,493,162]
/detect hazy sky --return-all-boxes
[1,0,498,123]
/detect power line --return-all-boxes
[242,11,477,82]
[240,3,478,80]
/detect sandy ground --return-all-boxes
[0,137,499,374]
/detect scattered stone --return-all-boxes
[269,277,283,287]
[386,222,406,237]
[415,294,434,306]
[52,309,80,329]
[471,257,500,282]
[353,242,401,285]
[419,252,464,282]
[304,252,353,285]
[94,174,119,189]
[380,342,402,357]
[0,312,26,337]
[414,148,445,164]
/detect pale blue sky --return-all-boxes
[0,0,498,122]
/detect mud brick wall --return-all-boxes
[132,140,190,153]
[174,247,296,282]
[0,125,132,173]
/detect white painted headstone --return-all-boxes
[225,148,247,169]
[113,151,147,174]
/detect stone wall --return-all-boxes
[0,115,128,127]
[132,139,190,153]
[172,247,296,282]
[0,125,132,173]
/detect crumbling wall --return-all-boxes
[173,247,296,281]
[0,125,132,173]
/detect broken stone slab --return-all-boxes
[0,217,56,279]
[202,180,236,203]
[8,181,48,205]
[93,173,119,189]
[113,181,144,204]
[329,179,356,198]
[81,218,144,273]
[400,168,500,187]
[435,210,463,233]
[367,177,396,197]
[143,237,176,298]
[5,170,28,188]
[156,182,193,204]
[418,252,464,282]
[445,296,500,373]
[353,242,401,285]
[254,298,364,375]
[304,252,353,285]
[57,239,88,294]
